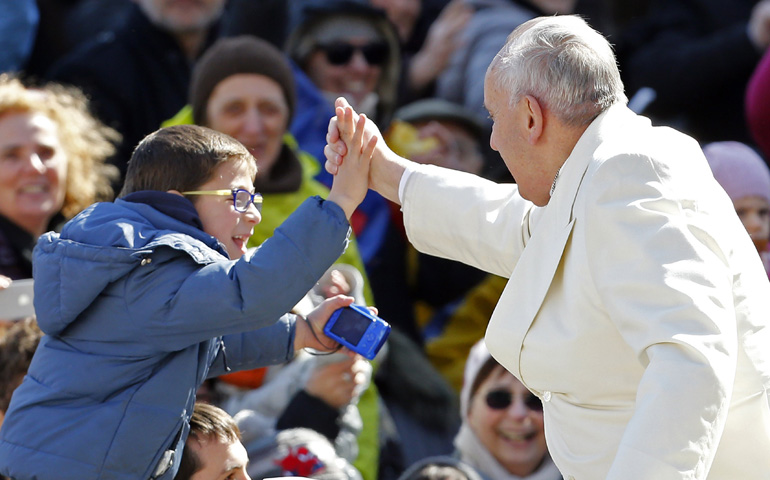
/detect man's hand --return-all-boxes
[304,355,368,408]
[325,100,378,220]
[324,97,409,204]
[408,0,472,92]
[316,269,352,298]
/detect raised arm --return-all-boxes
[325,102,378,219]
[325,97,412,205]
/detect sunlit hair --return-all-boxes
[0,74,119,219]
[188,402,241,444]
[487,15,627,127]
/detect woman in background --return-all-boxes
[412,339,562,480]
[0,74,117,280]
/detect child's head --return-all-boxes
[704,141,770,252]
[120,124,256,195]
[176,402,249,480]
[121,125,261,260]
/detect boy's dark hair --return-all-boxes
[119,124,256,197]
[174,402,242,480]
[0,317,43,413]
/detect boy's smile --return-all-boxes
[189,160,260,260]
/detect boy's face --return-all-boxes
[192,160,259,260]
[187,435,250,480]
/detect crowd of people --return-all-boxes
[1,1,770,479]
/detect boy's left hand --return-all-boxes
[295,294,355,353]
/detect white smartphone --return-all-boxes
[0,278,35,320]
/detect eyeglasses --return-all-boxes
[181,188,263,213]
[316,41,389,66]
[485,389,543,412]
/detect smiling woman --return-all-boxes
[0,74,118,280]
[399,339,562,480]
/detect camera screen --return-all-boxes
[330,308,371,345]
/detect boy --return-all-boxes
[0,121,376,479]
[174,403,249,480]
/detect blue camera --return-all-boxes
[323,304,391,360]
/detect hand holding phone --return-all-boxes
[323,304,390,360]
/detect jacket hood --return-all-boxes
[32,199,225,336]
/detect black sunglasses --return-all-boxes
[317,41,389,66]
[485,389,543,412]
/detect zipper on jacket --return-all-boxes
[219,338,231,372]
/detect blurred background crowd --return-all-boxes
[2,0,770,479]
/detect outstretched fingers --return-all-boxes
[350,112,367,156]
[337,105,357,146]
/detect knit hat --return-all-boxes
[394,98,488,143]
[190,35,296,126]
[703,141,770,204]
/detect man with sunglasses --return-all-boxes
[326,14,770,480]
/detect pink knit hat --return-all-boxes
[703,141,770,204]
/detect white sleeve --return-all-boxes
[400,163,532,277]
[397,164,415,205]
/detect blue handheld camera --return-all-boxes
[323,304,391,360]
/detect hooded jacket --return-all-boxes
[0,194,350,479]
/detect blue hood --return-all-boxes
[33,198,226,336]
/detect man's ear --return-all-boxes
[523,95,544,145]
[167,189,184,197]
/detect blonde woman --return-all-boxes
[0,74,118,281]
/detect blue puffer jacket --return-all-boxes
[0,194,350,480]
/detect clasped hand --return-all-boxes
[324,98,379,220]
